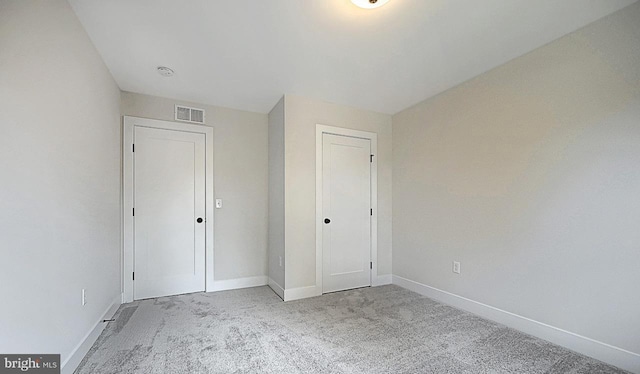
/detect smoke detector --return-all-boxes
[157,66,175,77]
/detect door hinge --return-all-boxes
[132,144,135,152]
[370,208,373,216]
[132,272,135,281]
[370,154,374,163]
[370,262,373,269]
[132,208,135,216]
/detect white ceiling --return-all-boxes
[69,0,636,114]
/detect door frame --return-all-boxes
[316,124,378,294]
[122,116,214,303]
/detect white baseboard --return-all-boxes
[268,278,285,300]
[209,275,268,292]
[282,275,392,302]
[372,274,392,286]
[61,294,121,374]
[284,285,321,302]
[392,275,640,374]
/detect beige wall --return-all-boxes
[121,92,269,281]
[392,3,640,355]
[284,94,393,289]
[0,0,121,365]
[268,97,286,290]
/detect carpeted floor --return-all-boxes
[76,285,627,373]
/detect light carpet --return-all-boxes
[75,285,627,373]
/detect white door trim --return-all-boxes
[122,116,214,303]
[316,124,378,295]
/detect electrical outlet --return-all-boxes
[453,261,461,274]
[82,289,87,306]
[279,256,283,267]
[215,199,223,209]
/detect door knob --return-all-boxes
[324,218,331,224]
[197,217,203,223]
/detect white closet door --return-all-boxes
[322,133,371,293]
[133,126,206,300]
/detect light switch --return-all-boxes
[215,199,223,209]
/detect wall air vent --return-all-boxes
[175,105,205,124]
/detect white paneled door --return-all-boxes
[133,126,206,300]
[322,133,372,293]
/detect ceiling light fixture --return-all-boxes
[351,0,390,9]
[157,66,175,77]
